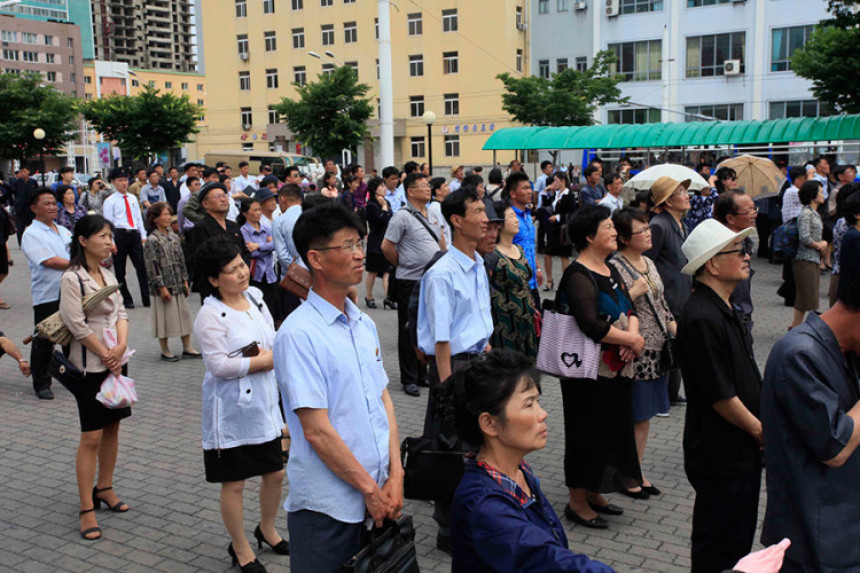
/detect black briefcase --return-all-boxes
[341,516,420,573]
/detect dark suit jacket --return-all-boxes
[644,211,691,316]
[188,214,251,299]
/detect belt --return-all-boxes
[452,352,483,363]
[115,228,140,233]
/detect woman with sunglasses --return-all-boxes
[194,238,287,573]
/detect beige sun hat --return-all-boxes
[650,175,691,207]
[450,164,465,177]
[681,219,756,275]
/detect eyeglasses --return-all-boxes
[715,243,753,258]
[314,239,366,254]
[631,225,651,235]
[206,193,228,201]
[733,207,759,217]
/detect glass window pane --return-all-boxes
[786,101,801,117]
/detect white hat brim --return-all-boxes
[681,226,757,275]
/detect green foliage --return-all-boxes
[80,84,202,160]
[791,1,860,114]
[0,72,79,162]
[274,66,373,160]
[497,51,628,127]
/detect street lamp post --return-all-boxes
[33,128,46,186]
[422,111,436,175]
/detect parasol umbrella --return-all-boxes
[717,155,786,199]
[622,164,711,203]
[24,284,121,345]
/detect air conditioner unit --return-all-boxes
[516,21,526,31]
[605,0,619,17]
[723,59,742,75]
[242,123,252,131]
[239,52,249,61]
[575,1,587,10]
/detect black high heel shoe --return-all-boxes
[365,297,377,309]
[228,543,267,573]
[79,508,102,541]
[93,486,129,512]
[254,524,290,555]
[383,297,397,310]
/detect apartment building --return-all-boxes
[198,0,529,171]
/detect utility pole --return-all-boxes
[377,0,394,168]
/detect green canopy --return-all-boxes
[482,114,860,151]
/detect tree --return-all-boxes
[0,72,79,163]
[497,50,628,127]
[79,84,203,160]
[791,0,860,114]
[275,65,373,160]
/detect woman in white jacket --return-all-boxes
[193,237,287,573]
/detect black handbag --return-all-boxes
[341,516,420,573]
[400,436,465,502]
[50,350,85,390]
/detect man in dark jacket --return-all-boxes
[12,166,38,245]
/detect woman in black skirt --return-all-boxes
[193,238,287,573]
[544,171,577,289]
[59,215,132,541]
[364,177,395,309]
[555,205,645,530]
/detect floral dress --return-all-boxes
[685,192,716,231]
[488,246,538,361]
[56,203,88,233]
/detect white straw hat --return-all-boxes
[681,219,756,275]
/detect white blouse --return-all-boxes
[194,287,283,451]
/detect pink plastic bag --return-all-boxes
[733,538,791,573]
[96,328,137,409]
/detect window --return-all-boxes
[292,28,305,48]
[687,0,730,6]
[21,51,38,63]
[684,103,743,121]
[607,108,660,124]
[344,21,357,43]
[539,0,549,13]
[70,73,75,83]
[291,0,303,8]
[132,79,139,87]
[344,0,355,3]
[241,107,253,126]
[376,58,379,79]
[2,49,19,61]
[444,135,460,157]
[321,24,334,46]
[516,49,523,72]
[181,82,189,90]
[197,84,204,91]
[346,61,359,74]
[771,25,813,72]
[243,143,254,151]
[197,99,204,105]
[239,71,250,90]
[557,58,568,73]
[84,75,91,84]
[410,96,424,117]
[321,0,332,5]
[67,38,73,48]
[235,0,247,17]
[686,32,745,77]
[443,51,458,74]
[557,0,569,11]
[407,13,422,36]
[266,68,279,89]
[1,31,17,42]
[293,65,306,86]
[409,54,423,77]
[516,6,523,28]
[165,81,173,89]
[620,0,663,13]
[22,32,37,44]
[608,40,662,81]
[264,31,277,51]
[237,34,248,55]
[268,106,279,124]
[442,9,458,32]
[411,137,425,158]
[375,18,379,39]
[68,54,74,65]
[45,71,56,82]
[263,0,275,13]
[44,35,53,46]
[322,63,335,76]
[538,59,550,79]
[444,93,459,116]
[769,99,833,120]
[576,56,588,71]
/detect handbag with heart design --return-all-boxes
[535,309,600,380]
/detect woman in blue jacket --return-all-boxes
[449,350,614,573]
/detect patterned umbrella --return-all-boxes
[717,155,786,199]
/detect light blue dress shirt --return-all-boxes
[385,187,405,213]
[272,204,302,268]
[417,245,494,356]
[512,205,539,290]
[21,220,72,305]
[274,290,391,524]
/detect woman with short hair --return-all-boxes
[791,180,828,329]
[364,177,395,309]
[238,198,278,317]
[56,184,88,233]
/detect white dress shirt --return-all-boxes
[102,191,147,240]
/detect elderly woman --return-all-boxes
[194,238,287,573]
[56,184,88,233]
[238,198,278,317]
[60,215,131,541]
[144,202,198,361]
[791,180,828,329]
[556,204,645,529]
[450,349,614,572]
[609,208,676,498]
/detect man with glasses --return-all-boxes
[714,190,758,334]
[677,219,762,573]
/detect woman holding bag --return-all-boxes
[60,214,132,541]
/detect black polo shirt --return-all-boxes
[678,283,762,478]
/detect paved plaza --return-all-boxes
[0,242,811,572]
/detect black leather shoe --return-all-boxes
[642,484,661,496]
[161,353,180,362]
[563,504,608,529]
[365,297,377,309]
[36,388,54,400]
[124,301,135,309]
[254,524,289,555]
[436,532,453,556]
[228,543,267,572]
[588,501,624,515]
[403,383,420,397]
[620,488,650,500]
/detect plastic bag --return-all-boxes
[733,538,791,573]
[96,327,138,409]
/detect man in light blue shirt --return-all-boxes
[271,184,304,320]
[534,160,555,197]
[274,203,403,572]
[21,188,71,399]
[382,166,405,213]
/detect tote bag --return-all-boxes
[535,310,600,380]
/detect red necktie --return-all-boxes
[123,195,135,228]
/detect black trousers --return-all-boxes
[668,366,683,403]
[688,470,761,573]
[32,301,65,392]
[288,510,364,573]
[779,260,796,306]
[113,229,150,307]
[395,277,426,387]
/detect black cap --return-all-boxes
[485,201,504,224]
[197,181,228,202]
[107,167,130,182]
[255,187,277,203]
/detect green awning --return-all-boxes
[482,114,860,151]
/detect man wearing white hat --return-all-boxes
[676,219,762,573]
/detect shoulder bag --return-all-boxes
[50,274,87,390]
[771,217,799,262]
[341,516,420,573]
[278,260,312,300]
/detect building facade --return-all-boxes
[198,0,529,172]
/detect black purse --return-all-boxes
[49,274,87,391]
[341,516,420,573]
[400,436,465,502]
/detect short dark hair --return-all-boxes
[838,274,860,311]
[714,166,737,193]
[714,190,746,223]
[590,156,604,165]
[185,176,199,187]
[238,161,249,168]
[841,187,860,226]
[462,174,484,189]
[54,184,74,204]
[323,171,337,185]
[813,155,829,169]
[135,166,147,175]
[788,166,807,183]
[168,166,178,173]
[219,173,230,183]
[69,215,115,271]
[202,167,219,180]
[59,165,75,175]
[798,180,822,205]
[347,163,363,176]
[612,207,649,250]
[540,160,553,171]
[194,238,242,299]
[451,349,541,448]
[278,183,302,201]
[503,171,530,195]
[381,166,399,179]
[568,204,612,251]
[403,172,426,195]
[145,201,171,232]
[403,161,419,174]
[441,188,481,228]
[284,165,299,178]
[603,172,621,188]
[147,168,159,178]
[488,167,503,185]
[30,187,55,207]
[697,163,711,176]
[584,164,600,179]
[292,203,365,270]
[366,177,386,206]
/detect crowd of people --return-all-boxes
[0,152,858,573]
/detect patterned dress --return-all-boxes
[684,192,717,231]
[488,245,538,361]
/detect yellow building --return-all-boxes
[197,0,529,173]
